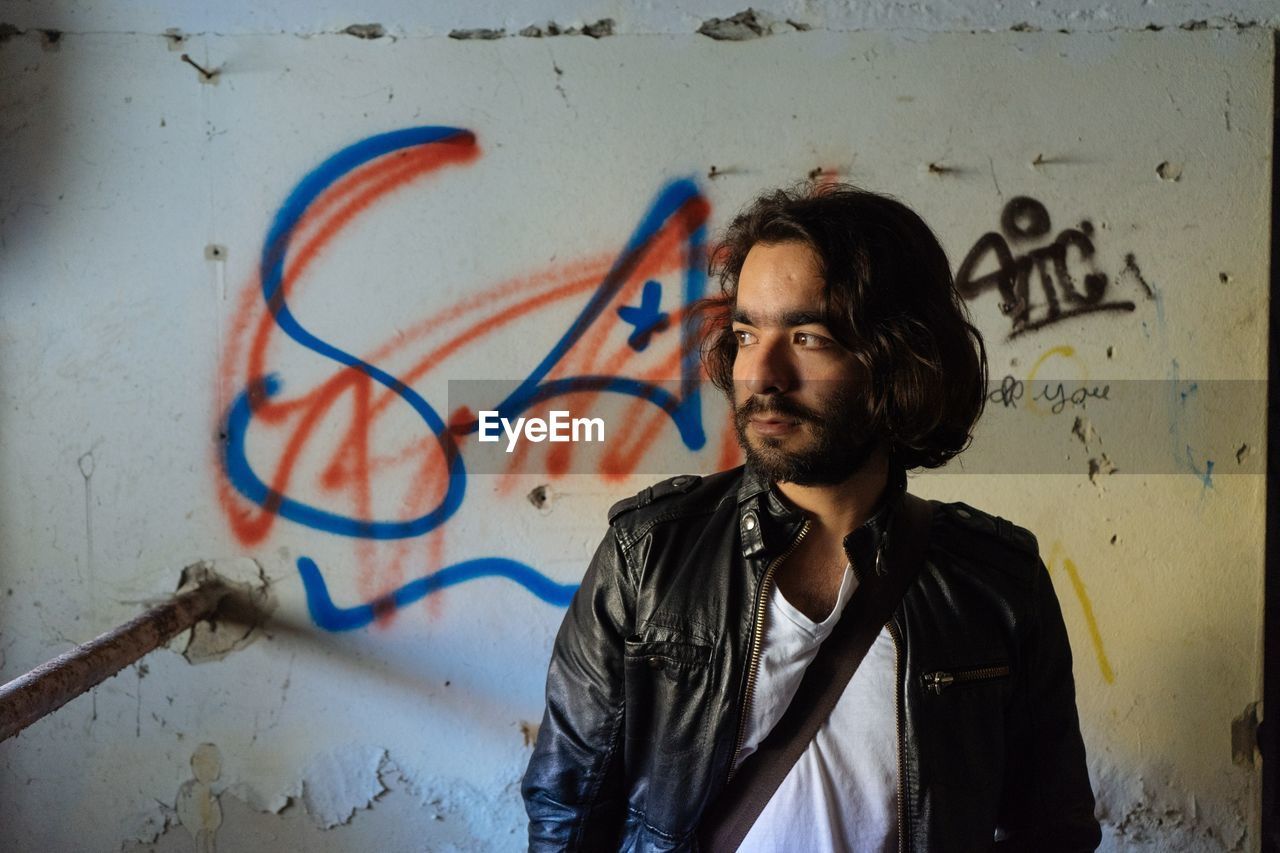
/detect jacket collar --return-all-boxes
[736,461,908,564]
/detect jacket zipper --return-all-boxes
[852,533,905,853]
[851,539,905,853]
[726,518,811,783]
[887,619,906,853]
[921,665,1011,694]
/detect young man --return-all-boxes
[523,184,1101,851]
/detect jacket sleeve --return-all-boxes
[999,556,1102,851]
[522,526,634,851]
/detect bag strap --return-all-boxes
[699,492,935,852]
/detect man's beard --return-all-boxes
[733,385,880,486]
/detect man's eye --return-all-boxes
[794,332,830,348]
[733,329,756,346]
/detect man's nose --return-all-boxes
[739,338,797,396]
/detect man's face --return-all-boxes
[730,241,878,485]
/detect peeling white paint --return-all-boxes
[224,780,292,816]
[378,758,534,847]
[123,755,525,852]
[1089,760,1257,851]
[300,745,388,829]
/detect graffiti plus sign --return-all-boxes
[616,279,670,351]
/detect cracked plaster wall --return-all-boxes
[0,2,1272,851]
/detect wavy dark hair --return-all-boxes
[695,182,987,470]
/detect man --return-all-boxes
[523,184,1101,851]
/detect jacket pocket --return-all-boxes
[921,663,1011,695]
[624,637,713,669]
[916,660,1013,791]
[622,635,715,830]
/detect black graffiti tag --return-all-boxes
[956,197,1142,339]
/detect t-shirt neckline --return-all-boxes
[772,562,859,640]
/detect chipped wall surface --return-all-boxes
[2,0,1280,36]
[0,5,1272,852]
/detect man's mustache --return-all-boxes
[735,395,820,423]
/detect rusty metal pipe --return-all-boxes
[0,582,231,743]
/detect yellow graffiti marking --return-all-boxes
[1046,542,1115,684]
[1024,345,1087,416]
[1061,557,1116,684]
[1027,345,1078,380]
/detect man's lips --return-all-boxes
[748,416,802,436]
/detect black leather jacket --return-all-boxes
[523,465,1100,852]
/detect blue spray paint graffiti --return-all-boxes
[221,126,712,630]
[617,280,670,351]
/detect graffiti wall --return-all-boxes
[0,20,1271,851]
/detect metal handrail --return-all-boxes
[0,581,232,742]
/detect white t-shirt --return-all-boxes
[734,564,899,853]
